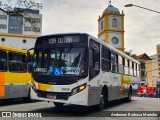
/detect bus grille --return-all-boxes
[37,90,71,100]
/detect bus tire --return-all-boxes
[54,102,64,109]
[126,87,132,102]
[96,95,105,111]
[101,86,108,108]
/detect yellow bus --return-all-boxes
[0,46,32,101]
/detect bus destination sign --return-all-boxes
[48,36,79,44]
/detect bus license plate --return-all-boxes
[47,94,56,100]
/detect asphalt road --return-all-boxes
[0,97,160,120]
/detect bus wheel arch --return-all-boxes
[101,85,109,107]
[96,85,109,110]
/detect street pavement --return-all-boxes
[0,97,159,120]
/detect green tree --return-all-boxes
[125,50,138,59]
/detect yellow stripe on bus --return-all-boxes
[38,83,52,91]
[0,72,5,97]
[5,72,31,84]
[120,75,132,96]
[122,75,132,85]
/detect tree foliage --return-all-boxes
[125,50,138,59]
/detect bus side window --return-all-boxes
[101,46,111,71]
[137,64,140,77]
[111,52,118,73]
[89,47,100,80]
[21,54,27,72]
[124,58,129,75]
[0,50,7,71]
[118,55,123,74]
[9,52,27,73]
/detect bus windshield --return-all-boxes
[33,47,87,76]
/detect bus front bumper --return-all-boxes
[30,86,89,106]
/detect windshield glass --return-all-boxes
[32,47,87,76]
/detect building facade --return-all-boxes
[0,8,42,49]
[149,44,160,88]
[157,44,160,78]
[150,54,159,78]
[98,3,125,52]
[138,53,153,86]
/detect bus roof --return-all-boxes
[0,46,27,54]
[37,33,140,64]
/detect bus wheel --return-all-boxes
[96,95,105,111]
[126,88,132,102]
[54,102,64,109]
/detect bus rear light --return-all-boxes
[71,84,86,96]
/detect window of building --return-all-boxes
[141,71,146,78]
[0,24,7,29]
[24,27,32,31]
[10,26,21,31]
[24,27,40,32]
[140,62,145,69]
[101,46,111,71]
[101,20,104,30]
[0,51,7,71]
[112,18,117,27]
[32,18,41,23]
[0,15,7,20]
[25,17,41,23]
[9,52,27,72]
[10,16,22,21]
[33,27,40,32]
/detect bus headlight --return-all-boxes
[71,84,86,96]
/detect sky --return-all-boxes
[1,0,158,56]
[39,0,160,56]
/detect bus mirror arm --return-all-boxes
[27,52,31,63]
[27,48,34,52]
[27,48,34,63]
